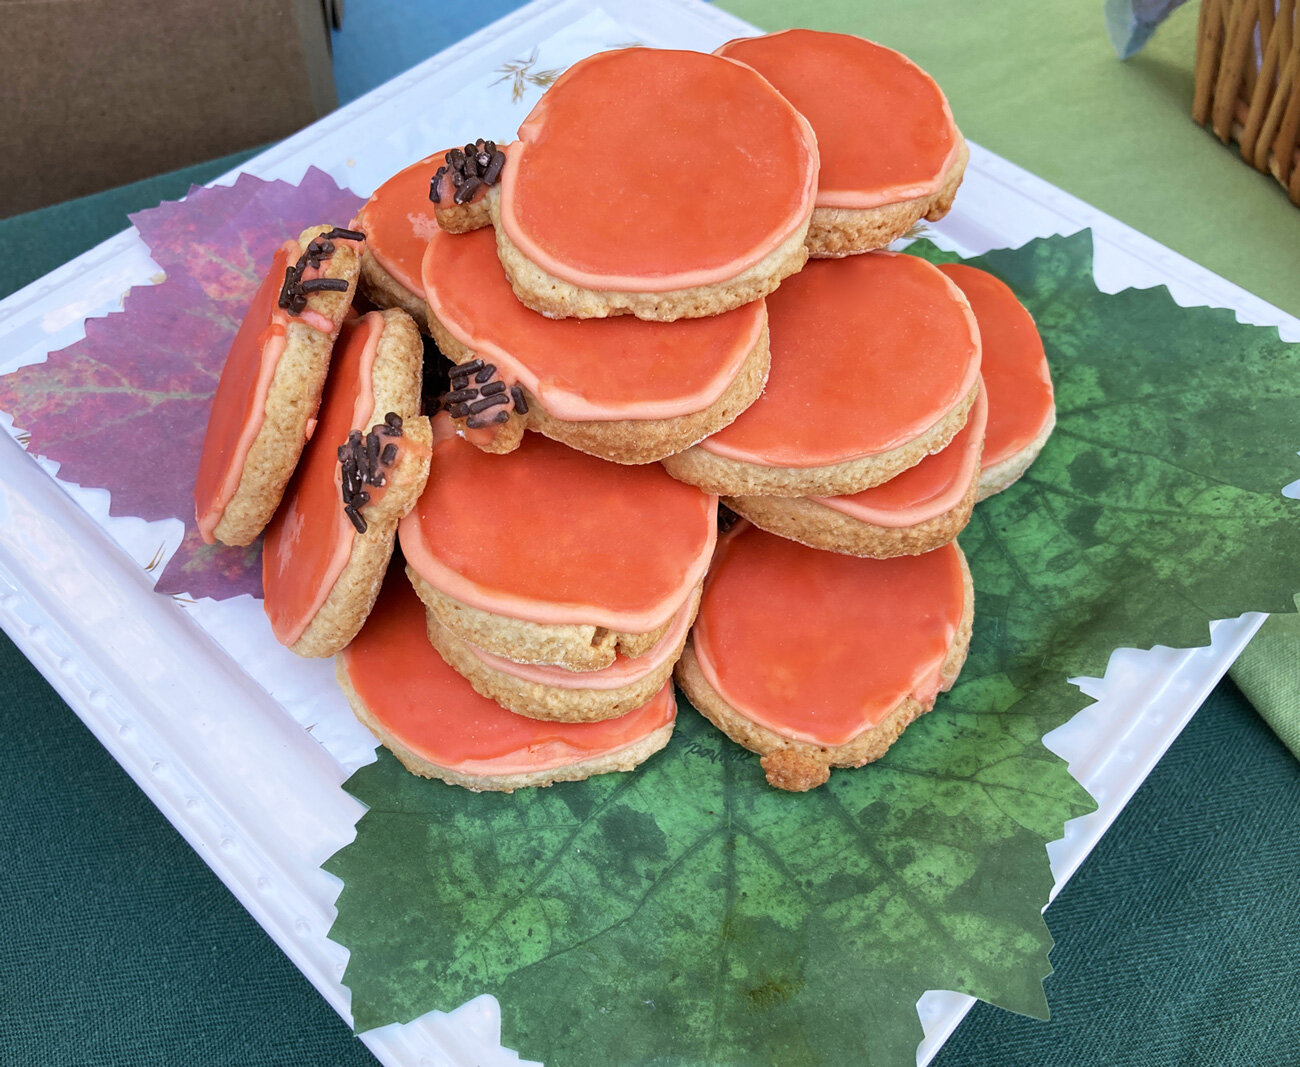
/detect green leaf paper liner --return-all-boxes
[323,231,1300,1064]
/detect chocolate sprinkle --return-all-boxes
[478,380,506,397]
[466,409,511,429]
[468,394,509,414]
[509,385,530,415]
[430,139,506,204]
[337,412,406,534]
[474,364,497,384]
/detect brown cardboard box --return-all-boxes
[1,0,338,218]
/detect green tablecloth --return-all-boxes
[4,3,1298,1064]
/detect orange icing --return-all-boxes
[693,526,966,746]
[937,264,1054,468]
[341,572,677,775]
[469,594,694,690]
[716,30,960,210]
[262,313,386,646]
[500,48,818,291]
[399,425,716,632]
[354,152,443,297]
[422,227,765,420]
[701,252,980,467]
[815,383,987,527]
[195,241,298,542]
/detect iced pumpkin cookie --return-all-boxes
[194,225,363,546]
[354,141,509,330]
[676,524,973,791]
[263,309,431,658]
[398,423,716,676]
[423,226,769,463]
[726,383,986,557]
[937,264,1055,499]
[491,47,818,321]
[662,251,981,497]
[338,571,677,791]
[716,30,967,257]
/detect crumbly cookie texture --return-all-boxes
[675,546,974,791]
[806,137,970,258]
[336,658,677,792]
[289,309,430,658]
[724,459,979,558]
[406,564,696,672]
[357,245,430,332]
[489,188,811,322]
[427,315,771,465]
[977,406,1057,501]
[662,379,979,498]
[211,226,362,546]
[424,583,700,723]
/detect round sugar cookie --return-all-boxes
[263,308,431,658]
[337,570,677,791]
[398,421,716,672]
[354,141,510,330]
[676,524,973,791]
[422,226,770,463]
[194,225,363,546]
[937,264,1056,500]
[425,583,700,723]
[493,47,819,321]
[662,251,981,497]
[726,383,986,557]
[716,30,966,258]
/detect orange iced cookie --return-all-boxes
[194,225,363,546]
[663,252,981,497]
[726,383,986,557]
[337,571,677,791]
[355,141,509,330]
[938,264,1055,499]
[492,47,819,321]
[676,524,973,791]
[262,309,430,658]
[422,226,770,463]
[399,422,717,673]
[716,30,967,257]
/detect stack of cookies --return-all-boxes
[197,30,1056,792]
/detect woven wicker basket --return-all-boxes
[1194,0,1300,204]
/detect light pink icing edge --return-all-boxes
[814,383,987,528]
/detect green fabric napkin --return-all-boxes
[1231,601,1300,759]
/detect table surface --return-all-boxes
[4,3,1299,1065]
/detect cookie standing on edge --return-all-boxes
[676,523,973,791]
[397,423,716,720]
[662,252,981,497]
[490,47,819,321]
[337,572,678,792]
[937,264,1056,499]
[194,225,363,546]
[716,30,968,257]
[262,308,431,658]
[422,226,770,463]
[726,384,986,557]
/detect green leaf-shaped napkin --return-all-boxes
[324,232,1300,1065]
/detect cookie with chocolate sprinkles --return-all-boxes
[262,307,432,659]
[195,224,364,547]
